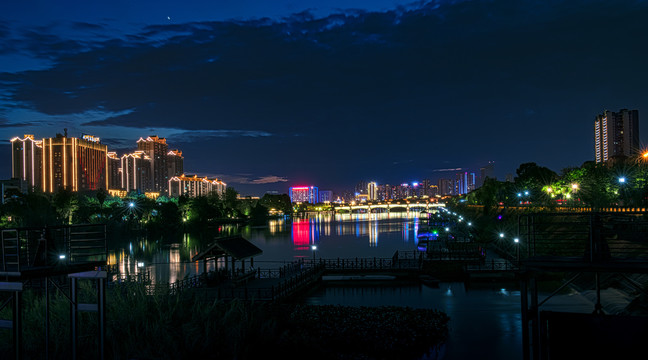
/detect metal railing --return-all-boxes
[517,212,648,262]
[1,224,107,274]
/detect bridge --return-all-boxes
[333,200,445,213]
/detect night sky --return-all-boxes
[2,0,648,196]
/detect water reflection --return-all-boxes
[109,212,427,283]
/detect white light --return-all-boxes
[137,262,145,268]
[619,177,626,184]
[499,233,505,238]
[59,254,66,260]
[445,227,450,232]
[311,245,317,251]
[467,222,472,226]
[129,202,135,207]
[514,238,519,243]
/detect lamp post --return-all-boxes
[311,245,317,263]
[618,177,627,207]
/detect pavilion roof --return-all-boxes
[191,235,262,262]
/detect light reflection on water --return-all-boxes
[109,212,426,283]
[107,211,597,360]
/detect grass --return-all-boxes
[1,281,450,360]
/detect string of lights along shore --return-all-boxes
[8,131,226,199]
[290,108,640,204]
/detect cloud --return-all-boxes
[249,176,289,184]
[432,168,463,172]
[2,0,648,191]
[198,174,288,185]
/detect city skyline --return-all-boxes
[2,1,648,196]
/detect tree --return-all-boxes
[53,188,79,224]
[259,194,293,215]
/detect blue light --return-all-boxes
[619,177,626,184]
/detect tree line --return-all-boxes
[455,158,648,211]
[0,187,293,233]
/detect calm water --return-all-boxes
[109,211,595,360]
[109,212,428,283]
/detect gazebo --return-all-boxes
[191,235,263,279]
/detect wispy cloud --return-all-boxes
[196,174,289,185]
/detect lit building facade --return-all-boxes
[455,172,476,195]
[368,182,378,200]
[41,134,108,192]
[595,109,639,163]
[137,136,169,193]
[167,149,184,178]
[319,190,333,203]
[121,151,152,193]
[168,174,226,198]
[10,135,42,189]
[107,152,122,189]
[289,186,318,203]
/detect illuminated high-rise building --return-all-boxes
[41,134,108,192]
[10,134,42,189]
[107,152,122,189]
[121,151,152,193]
[137,136,169,193]
[455,172,476,195]
[168,174,226,198]
[367,182,378,200]
[289,186,318,203]
[595,109,639,163]
[167,149,184,178]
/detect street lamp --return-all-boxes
[514,238,520,263]
[311,245,317,263]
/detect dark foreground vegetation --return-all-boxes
[0,282,449,360]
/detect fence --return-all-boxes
[518,212,648,261]
[1,224,106,274]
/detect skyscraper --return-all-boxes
[367,182,378,200]
[137,136,169,193]
[167,149,184,178]
[107,152,121,189]
[594,109,639,163]
[121,151,152,193]
[41,134,108,192]
[11,134,42,189]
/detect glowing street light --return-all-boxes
[499,233,505,238]
[619,177,626,184]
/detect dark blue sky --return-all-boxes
[2,0,648,196]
